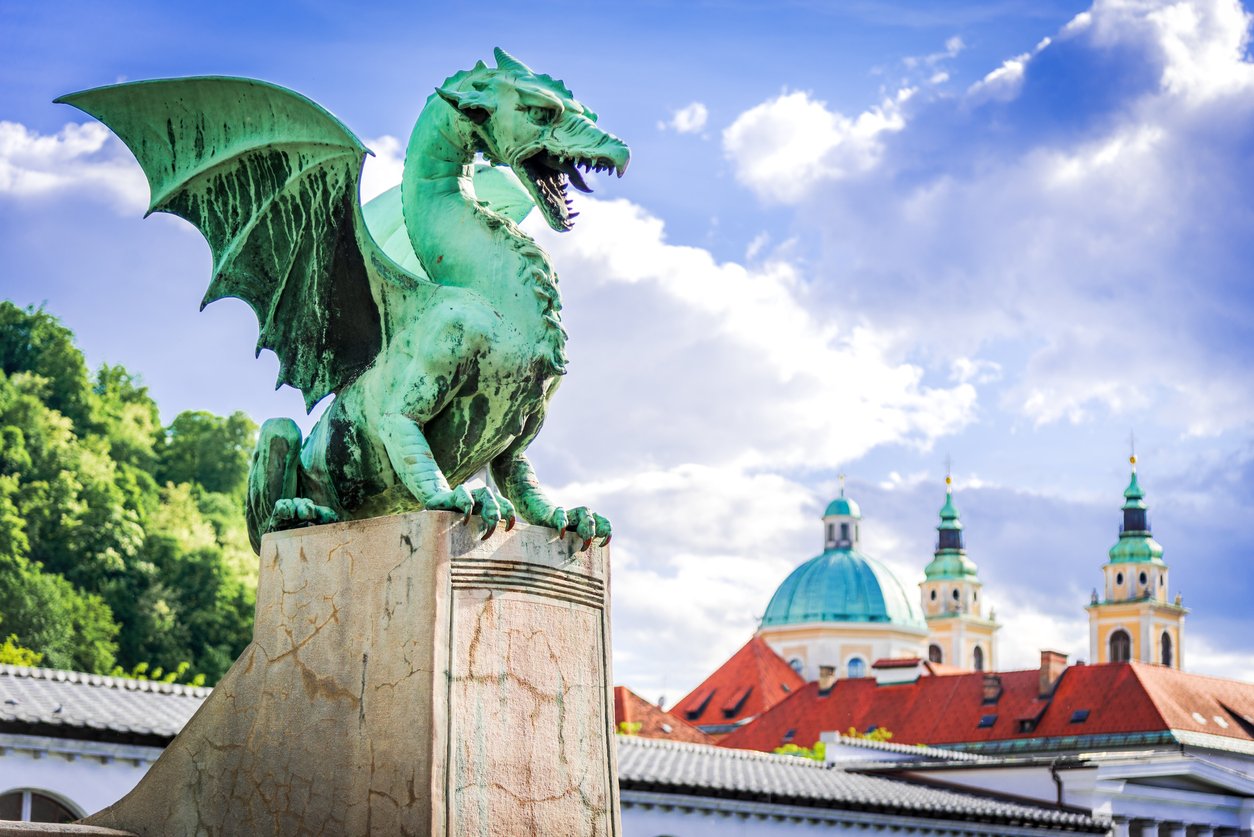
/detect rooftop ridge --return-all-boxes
[0,663,214,698]
[619,732,833,769]
[827,733,989,761]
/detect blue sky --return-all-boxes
[3,0,1253,702]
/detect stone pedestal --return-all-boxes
[84,512,620,836]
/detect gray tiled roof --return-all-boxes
[823,733,990,762]
[0,665,209,743]
[617,736,1106,831]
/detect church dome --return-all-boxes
[761,549,925,628]
[762,493,924,630]
[824,495,862,518]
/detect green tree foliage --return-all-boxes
[0,633,42,667]
[159,411,255,497]
[0,302,257,683]
[774,741,826,761]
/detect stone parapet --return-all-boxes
[84,512,619,836]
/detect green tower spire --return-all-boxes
[1108,455,1164,564]
[924,476,979,581]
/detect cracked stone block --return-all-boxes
[83,512,620,836]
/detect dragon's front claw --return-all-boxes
[425,485,475,525]
[269,498,339,532]
[563,506,611,551]
[469,486,501,540]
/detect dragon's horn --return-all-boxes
[494,48,533,75]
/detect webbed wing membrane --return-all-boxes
[363,163,535,277]
[57,77,398,411]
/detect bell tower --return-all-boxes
[919,473,999,671]
[1086,455,1186,668]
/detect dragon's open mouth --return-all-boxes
[519,150,624,231]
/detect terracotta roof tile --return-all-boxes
[670,636,805,735]
[719,661,1254,753]
[614,686,714,745]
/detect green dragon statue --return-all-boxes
[58,48,629,553]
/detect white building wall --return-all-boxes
[0,733,160,819]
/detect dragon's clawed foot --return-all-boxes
[269,498,340,532]
[541,506,611,551]
[426,485,517,540]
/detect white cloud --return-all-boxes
[722,90,909,203]
[950,358,1002,385]
[904,35,966,69]
[966,51,1033,102]
[0,121,147,210]
[719,0,1254,436]
[666,102,709,134]
[529,196,976,473]
[360,134,405,202]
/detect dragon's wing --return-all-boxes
[57,77,415,411]
[363,163,534,277]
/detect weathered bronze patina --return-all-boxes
[59,49,629,552]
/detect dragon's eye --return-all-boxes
[527,106,557,126]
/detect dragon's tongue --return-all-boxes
[561,161,593,194]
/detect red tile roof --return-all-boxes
[614,686,714,745]
[671,636,806,736]
[719,661,1254,753]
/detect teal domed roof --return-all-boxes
[824,492,862,519]
[761,548,925,629]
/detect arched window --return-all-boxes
[839,523,850,543]
[1110,629,1132,663]
[973,645,985,671]
[788,658,803,675]
[930,589,937,600]
[1161,632,1173,667]
[928,644,943,663]
[826,523,835,545]
[0,790,79,824]
[847,657,866,678]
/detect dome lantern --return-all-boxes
[822,475,862,550]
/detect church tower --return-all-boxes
[1086,456,1186,668]
[919,476,999,671]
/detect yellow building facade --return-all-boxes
[1085,457,1186,668]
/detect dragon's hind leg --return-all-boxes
[246,418,338,553]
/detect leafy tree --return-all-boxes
[159,411,256,497]
[0,634,42,667]
[774,741,826,761]
[0,305,259,683]
[0,303,94,432]
[0,553,119,672]
[847,726,893,742]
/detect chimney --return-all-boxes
[817,665,837,693]
[981,672,1003,704]
[1039,649,1068,697]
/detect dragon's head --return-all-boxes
[437,48,630,232]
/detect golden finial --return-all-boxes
[1129,431,1137,469]
[838,473,846,496]
[944,455,953,489]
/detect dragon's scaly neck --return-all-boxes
[400,96,567,374]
